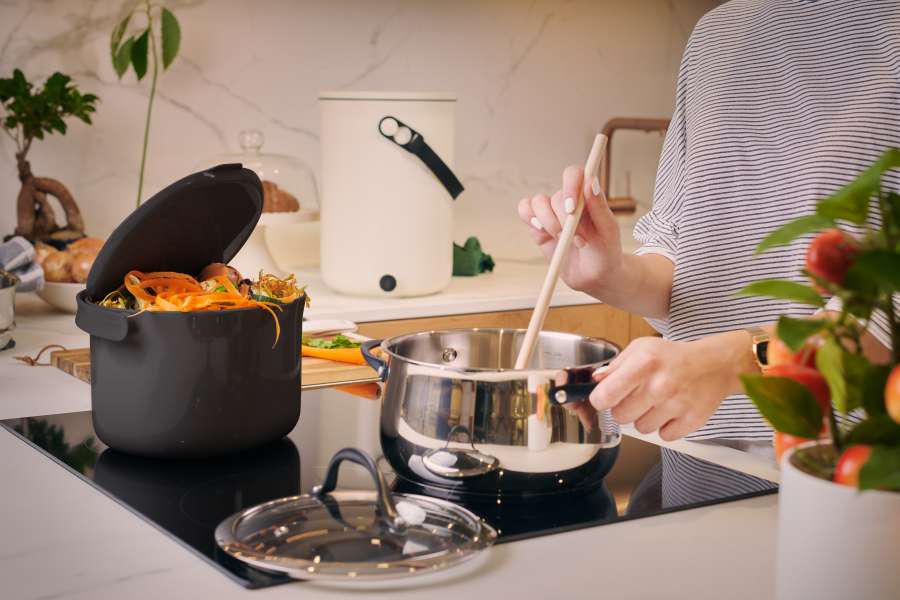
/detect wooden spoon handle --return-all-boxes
[514,134,608,370]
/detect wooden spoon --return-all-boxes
[514,133,609,370]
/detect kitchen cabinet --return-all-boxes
[357,303,658,348]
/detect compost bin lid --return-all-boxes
[85,164,262,298]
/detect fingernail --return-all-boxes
[530,217,543,230]
[591,177,601,197]
[574,235,586,248]
[564,196,576,214]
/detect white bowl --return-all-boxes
[36,281,85,314]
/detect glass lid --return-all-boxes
[215,448,497,580]
[200,129,319,221]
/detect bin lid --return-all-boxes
[85,164,263,298]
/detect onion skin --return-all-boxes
[43,250,74,282]
[34,242,55,266]
[199,262,242,286]
[70,250,95,283]
[67,237,104,255]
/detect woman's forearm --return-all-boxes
[585,253,675,320]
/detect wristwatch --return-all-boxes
[746,326,770,371]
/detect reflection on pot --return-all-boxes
[392,475,618,540]
[0,270,18,350]
[374,329,622,496]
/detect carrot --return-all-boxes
[301,345,367,365]
[337,383,381,401]
[121,270,285,346]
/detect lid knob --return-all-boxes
[239,129,264,154]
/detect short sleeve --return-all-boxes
[632,40,691,265]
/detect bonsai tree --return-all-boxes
[109,0,181,207]
[0,69,98,241]
[739,148,900,491]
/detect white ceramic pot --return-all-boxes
[36,281,84,314]
[319,91,458,297]
[776,443,900,600]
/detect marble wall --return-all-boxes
[0,0,720,261]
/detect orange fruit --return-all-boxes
[833,445,872,487]
[806,229,859,286]
[886,364,900,425]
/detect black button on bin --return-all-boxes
[379,275,397,292]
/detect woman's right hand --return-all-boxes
[517,165,624,294]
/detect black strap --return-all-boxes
[378,116,464,199]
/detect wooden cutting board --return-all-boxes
[50,348,379,390]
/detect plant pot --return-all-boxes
[776,442,900,600]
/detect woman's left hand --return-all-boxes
[589,333,753,441]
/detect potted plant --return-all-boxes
[738,148,900,600]
[0,69,98,242]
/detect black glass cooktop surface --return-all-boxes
[1,387,777,589]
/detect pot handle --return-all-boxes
[360,339,388,381]
[549,382,597,405]
[312,447,405,532]
[75,293,129,342]
[378,116,464,199]
[548,365,610,405]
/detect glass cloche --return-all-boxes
[198,130,320,276]
[203,129,319,224]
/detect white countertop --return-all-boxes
[0,290,783,600]
[299,260,597,322]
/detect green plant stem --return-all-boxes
[876,189,900,363]
[887,293,900,364]
[136,0,159,208]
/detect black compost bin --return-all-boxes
[75,164,303,459]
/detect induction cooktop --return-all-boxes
[1,387,777,589]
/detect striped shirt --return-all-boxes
[633,0,900,441]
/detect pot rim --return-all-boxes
[378,327,621,374]
[783,441,900,499]
[77,289,306,318]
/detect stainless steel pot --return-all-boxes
[362,329,621,497]
[0,271,18,350]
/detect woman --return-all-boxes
[519,0,899,442]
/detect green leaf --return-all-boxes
[816,337,846,413]
[845,416,900,446]
[303,334,361,349]
[113,36,135,78]
[817,148,900,224]
[861,364,891,416]
[131,29,150,80]
[160,8,181,69]
[815,337,867,414]
[110,14,132,58]
[43,72,70,97]
[740,374,822,438]
[737,279,825,307]
[756,214,833,254]
[775,316,828,352]
[846,250,900,293]
[859,445,900,491]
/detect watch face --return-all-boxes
[756,340,769,366]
